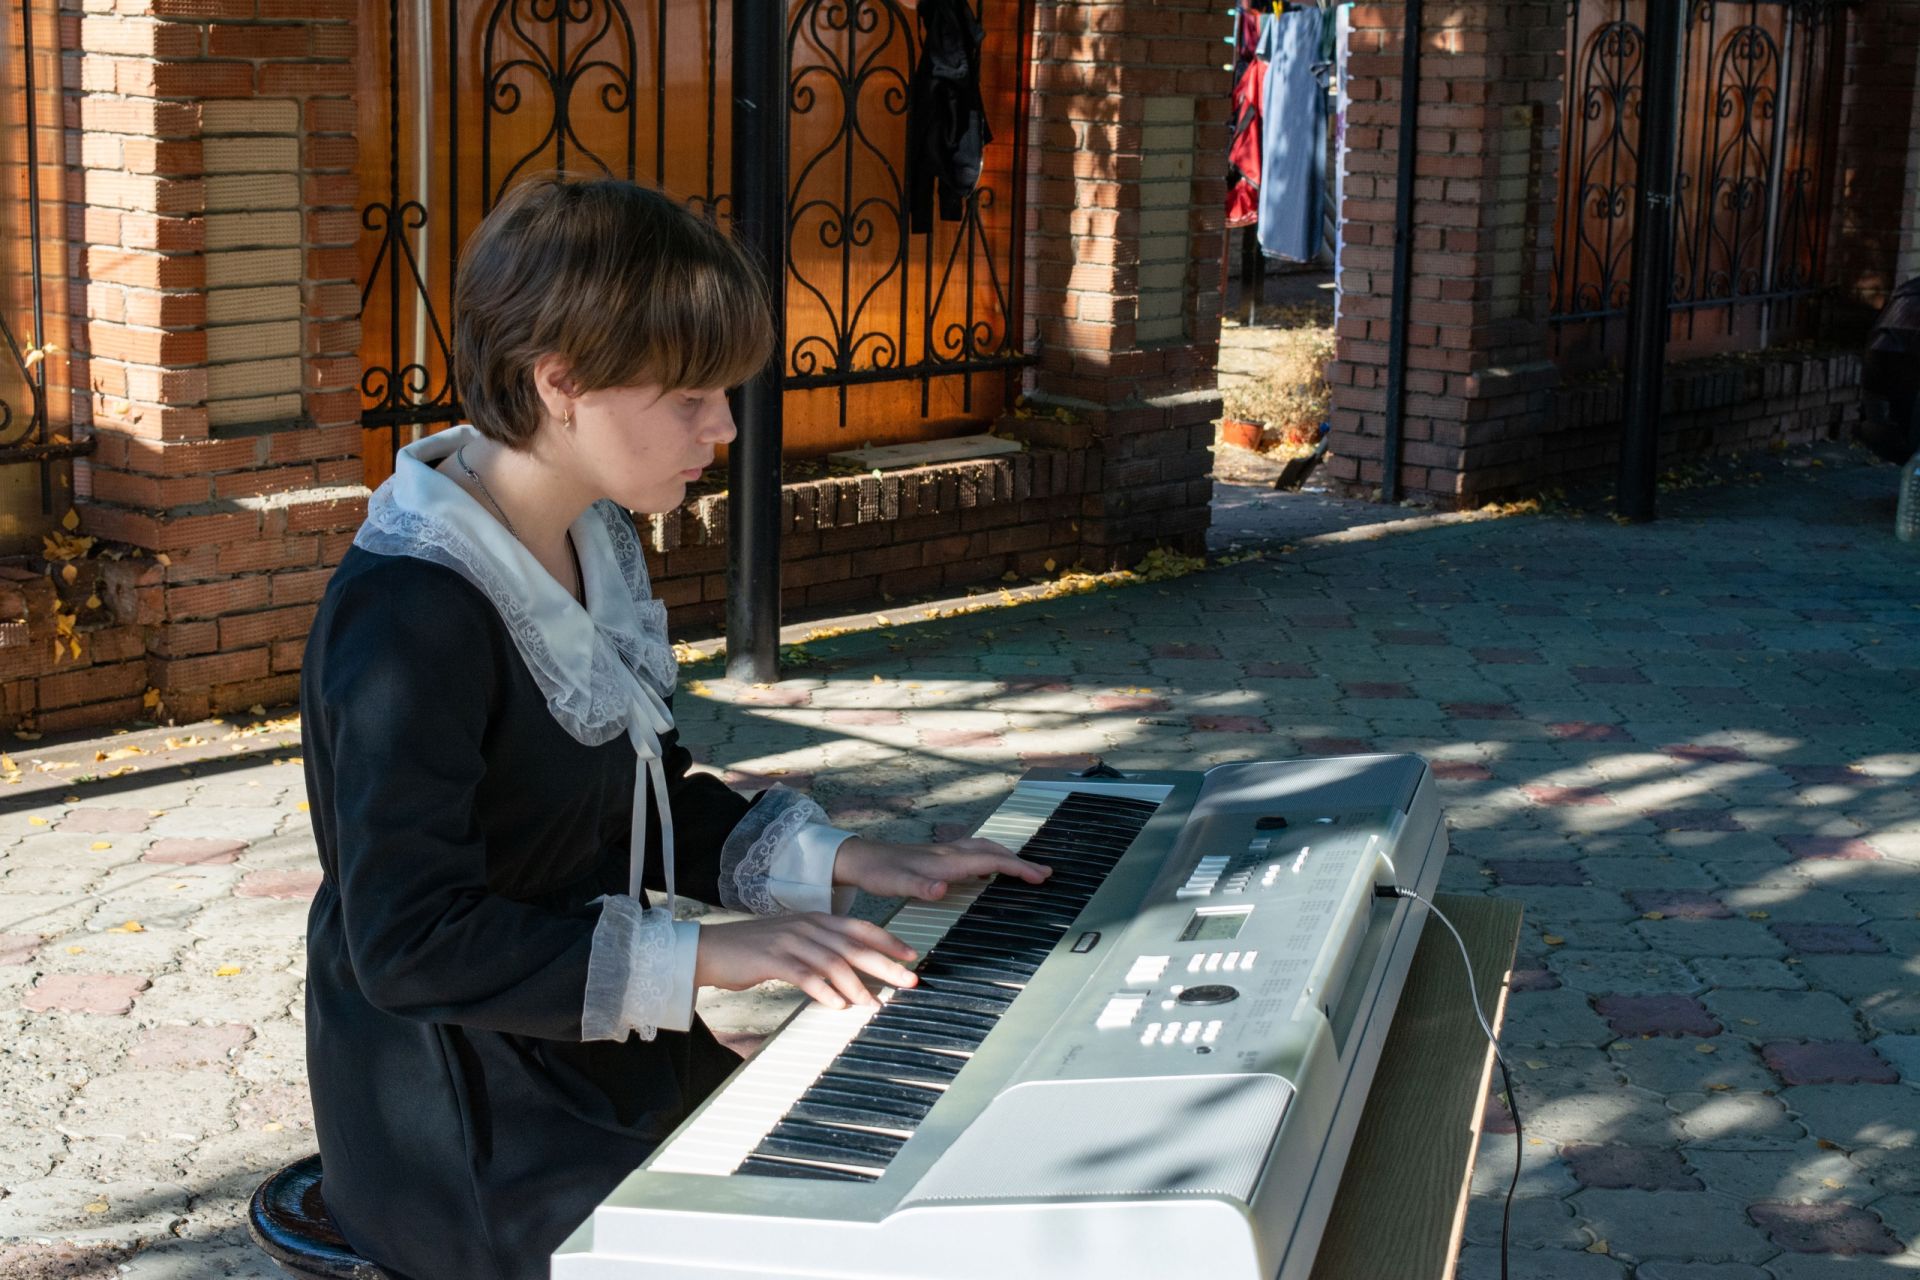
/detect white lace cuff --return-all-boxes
[581,894,699,1042]
[718,785,854,915]
[769,821,859,916]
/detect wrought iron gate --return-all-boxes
[1550,0,1847,365]
[1,0,90,533]
[356,0,1033,481]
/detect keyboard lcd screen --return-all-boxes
[1179,907,1252,943]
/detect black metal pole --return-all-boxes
[1616,0,1685,523]
[726,0,788,683]
[1380,0,1423,505]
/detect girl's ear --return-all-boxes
[531,353,580,423]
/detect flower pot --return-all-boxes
[1220,418,1265,450]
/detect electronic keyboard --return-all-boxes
[554,754,1448,1280]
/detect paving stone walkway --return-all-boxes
[0,448,1915,1278]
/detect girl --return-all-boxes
[299,176,1047,1280]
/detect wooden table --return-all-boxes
[1309,894,1526,1280]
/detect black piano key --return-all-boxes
[787,1097,920,1132]
[916,956,1033,986]
[856,1020,986,1054]
[925,940,1045,972]
[735,1156,877,1183]
[892,982,1014,1016]
[834,1045,966,1084]
[764,1119,908,1162]
[806,1076,941,1118]
[909,973,1018,1004]
[869,1004,1000,1037]
[755,1130,894,1168]
[728,790,1160,1181]
[958,898,1082,926]
[970,890,1090,916]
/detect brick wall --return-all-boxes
[46,0,365,728]
[1325,0,1564,507]
[1544,350,1862,490]
[1018,0,1230,567]
[645,452,1092,631]
[1324,0,1905,510]
[5,0,1236,728]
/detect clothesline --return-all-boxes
[1226,0,1351,326]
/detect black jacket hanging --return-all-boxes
[907,0,991,233]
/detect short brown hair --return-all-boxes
[453,177,775,447]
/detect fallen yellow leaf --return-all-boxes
[1586,1241,1610,1255]
[60,564,77,585]
[108,920,143,933]
[0,755,14,773]
[215,964,244,977]
[28,815,46,825]
[262,1121,283,1132]
[86,594,101,610]
[155,553,171,565]
[1542,934,1565,946]
[60,508,79,531]
[1746,911,1770,920]
[296,801,310,812]
[66,945,84,954]
[83,1199,108,1214]
[90,841,112,851]
[1641,912,1665,920]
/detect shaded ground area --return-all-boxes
[0,451,1916,1277]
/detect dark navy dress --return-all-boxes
[300,547,750,1280]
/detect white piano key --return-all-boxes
[650,1001,880,1175]
[651,784,1081,1178]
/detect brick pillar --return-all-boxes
[1325,1,1564,506]
[1831,3,1920,320]
[68,0,365,723]
[1013,0,1230,569]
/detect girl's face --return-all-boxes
[560,382,737,514]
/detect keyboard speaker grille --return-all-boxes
[903,1075,1292,1205]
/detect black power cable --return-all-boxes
[1381,885,1523,1280]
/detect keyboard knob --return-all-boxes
[1176,984,1240,1006]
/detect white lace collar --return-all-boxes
[355,424,683,908]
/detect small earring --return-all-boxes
[563,408,575,429]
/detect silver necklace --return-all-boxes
[456,445,583,598]
[457,445,519,538]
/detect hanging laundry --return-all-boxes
[1226,3,1268,229]
[908,0,992,233]
[1256,4,1329,263]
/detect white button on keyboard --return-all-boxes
[1125,955,1170,985]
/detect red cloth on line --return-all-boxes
[1226,7,1267,229]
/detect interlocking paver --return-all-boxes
[1783,1084,1919,1150]
[1761,1041,1899,1086]
[1571,1187,1773,1263]
[1746,1201,1904,1255]
[0,453,1912,1274]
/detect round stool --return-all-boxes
[247,1154,392,1280]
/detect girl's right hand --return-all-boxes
[693,913,919,1010]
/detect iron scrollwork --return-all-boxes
[482,0,639,206]
[359,0,461,439]
[1551,0,1844,353]
[785,0,1025,426]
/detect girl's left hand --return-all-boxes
[832,835,1051,902]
